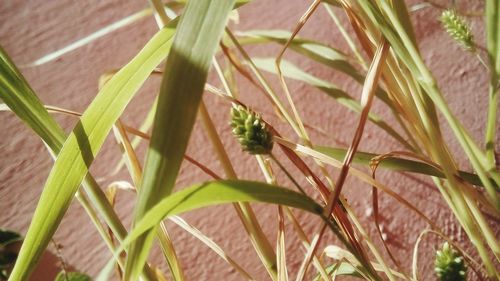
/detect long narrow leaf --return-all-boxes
[485,0,500,164]
[237,29,359,78]
[126,180,322,253]
[97,180,322,281]
[253,57,409,147]
[317,146,495,189]
[125,1,236,280]
[7,21,177,281]
[0,46,159,281]
[236,30,392,104]
[0,46,65,147]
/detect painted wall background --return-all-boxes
[0,1,496,280]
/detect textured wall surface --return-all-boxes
[0,1,497,280]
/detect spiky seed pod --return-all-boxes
[230,105,273,155]
[435,242,467,281]
[440,9,475,52]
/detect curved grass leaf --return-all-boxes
[252,57,409,146]
[0,46,159,281]
[97,180,322,281]
[127,180,322,246]
[317,146,496,190]
[124,1,236,280]
[7,21,177,281]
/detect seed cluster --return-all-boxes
[435,242,467,281]
[230,105,273,155]
[440,9,475,52]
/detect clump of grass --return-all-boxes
[1,0,499,280]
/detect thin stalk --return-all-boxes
[283,208,330,281]
[169,216,256,281]
[157,223,185,281]
[148,0,171,28]
[75,191,125,270]
[213,58,234,97]
[275,0,321,140]
[290,39,391,280]
[485,83,498,166]
[256,155,330,281]
[225,28,302,136]
[269,153,308,196]
[341,198,398,281]
[198,101,278,280]
[277,206,289,281]
[274,0,336,189]
[323,3,367,69]
[324,40,390,220]
[113,119,186,281]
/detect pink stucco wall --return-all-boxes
[0,1,496,280]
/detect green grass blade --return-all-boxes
[317,146,496,190]
[0,46,66,148]
[6,22,177,281]
[97,180,322,281]
[237,29,360,77]
[127,180,322,253]
[391,1,417,48]
[0,46,159,281]
[236,30,392,104]
[485,0,500,164]
[252,57,410,147]
[125,1,235,280]
[486,0,500,76]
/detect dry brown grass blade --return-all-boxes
[275,137,441,230]
[169,216,256,281]
[113,120,143,185]
[219,42,284,117]
[308,39,392,280]
[323,39,390,218]
[275,0,321,140]
[284,207,330,281]
[277,206,289,281]
[295,228,326,281]
[367,151,435,279]
[114,120,224,181]
[273,0,335,191]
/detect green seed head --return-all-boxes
[440,9,475,52]
[435,242,467,281]
[230,105,273,155]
